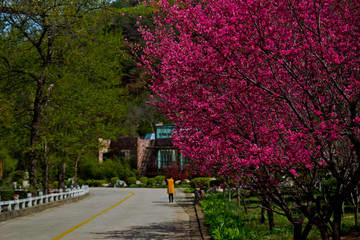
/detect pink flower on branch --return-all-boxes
[139,0,360,237]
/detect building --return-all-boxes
[100,123,186,177]
[98,138,111,163]
[141,123,186,177]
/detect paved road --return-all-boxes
[0,188,193,240]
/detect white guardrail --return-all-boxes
[0,185,89,213]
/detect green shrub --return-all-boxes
[53,181,59,189]
[127,177,137,185]
[190,177,211,190]
[148,178,155,186]
[98,180,107,187]
[64,180,71,187]
[0,184,15,201]
[78,157,138,182]
[184,188,196,193]
[85,179,107,187]
[93,180,107,187]
[154,175,165,185]
[140,177,148,185]
[201,194,255,239]
[111,177,119,185]
[78,179,85,186]
[17,178,24,186]
[85,179,93,186]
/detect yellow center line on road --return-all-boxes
[52,191,135,240]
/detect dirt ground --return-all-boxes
[341,233,360,239]
[315,233,360,240]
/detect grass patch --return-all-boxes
[201,193,360,239]
[200,193,321,240]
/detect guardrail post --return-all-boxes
[14,200,20,210]
[27,193,32,207]
[39,191,44,204]
[49,189,54,202]
[20,200,25,209]
[8,201,12,211]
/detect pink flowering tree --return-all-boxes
[139,0,360,239]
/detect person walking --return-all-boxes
[167,176,175,203]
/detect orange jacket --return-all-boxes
[167,178,175,194]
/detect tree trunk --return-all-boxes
[301,220,313,240]
[58,162,66,191]
[355,202,359,227]
[332,201,342,240]
[44,162,49,194]
[242,192,248,214]
[355,187,359,226]
[266,202,275,231]
[261,206,266,223]
[291,216,312,240]
[43,141,49,194]
[29,149,38,188]
[0,160,3,180]
[74,147,86,187]
[29,77,47,189]
[74,161,78,187]
[293,222,304,240]
[318,225,330,240]
[261,194,275,230]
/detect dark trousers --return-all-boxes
[169,193,174,202]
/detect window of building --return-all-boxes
[156,125,176,139]
[157,149,176,169]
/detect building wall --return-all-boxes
[137,138,153,174]
[98,138,111,163]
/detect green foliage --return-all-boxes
[85,179,93,186]
[139,177,148,185]
[154,175,165,185]
[147,178,155,186]
[92,180,107,187]
[184,188,196,193]
[0,148,18,183]
[322,177,337,194]
[200,193,324,240]
[16,178,24,186]
[190,177,211,190]
[79,158,137,181]
[201,194,255,239]
[0,0,166,192]
[127,176,137,185]
[111,177,120,185]
[0,184,15,201]
[84,179,107,187]
[78,179,85,186]
[53,181,59,189]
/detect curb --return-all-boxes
[178,191,212,240]
[0,192,89,222]
[195,203,212,240]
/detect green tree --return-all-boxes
[0,0,115,188]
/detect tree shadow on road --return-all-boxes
[91,220,190,240]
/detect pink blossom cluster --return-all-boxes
[140,0,360,183]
